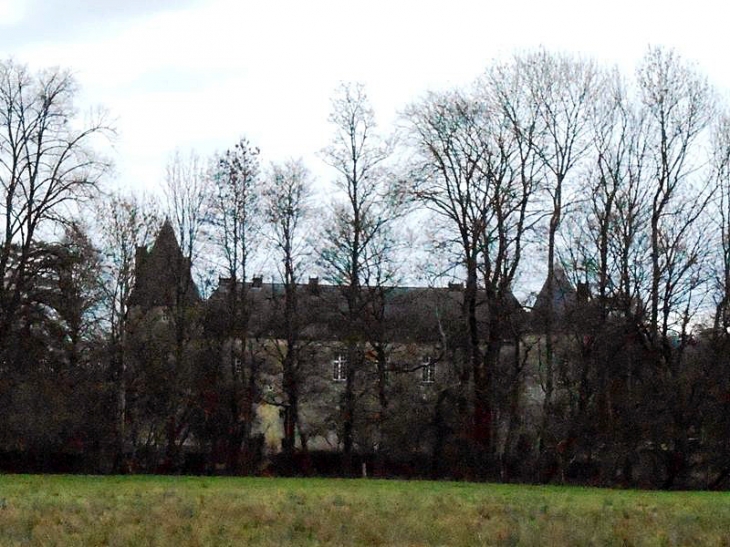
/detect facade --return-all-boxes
[120,225,730,487]
[127,222,547,471]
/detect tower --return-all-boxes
[128,218,200,313]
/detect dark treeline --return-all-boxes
[1,47,730,489]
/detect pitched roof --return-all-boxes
[128,219,200,310]
[204,279,527,344]
[532,265,576,326]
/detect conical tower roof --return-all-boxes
[532,265,576,324]
[128,219,200,310]
[149,218,186,263]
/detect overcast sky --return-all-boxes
[2,0,729,195]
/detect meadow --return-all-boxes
[0,475,727,545]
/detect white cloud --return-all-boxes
[0,0,27,26]
[2,0,730,194]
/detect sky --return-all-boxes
[2,0,730,197]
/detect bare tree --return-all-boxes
[555,48,716,487]
[548,72,650,481]
[208,138,262,472]
[633,51,718,488]
[164,149,210,270]
[0,60,113,362]
[96,192,162,360]
[210,139,261,291]
[405,76,539,468]
[510,51,603,465]
[318,82,398,469]
[481,60,544,471]
[712,113,730,333]
[637,46,715,341]
[405,90,488,434]
[94,191,161,470]
[262,158,312,460]
[160,149,211,468]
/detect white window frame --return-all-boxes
[332,354,347,382]
[421,356,435,384]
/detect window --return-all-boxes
[421,356,435,384]
[332,354,347,382]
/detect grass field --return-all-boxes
[0,475,727,546]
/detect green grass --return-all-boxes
[0,475,727,546]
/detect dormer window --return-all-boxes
[332,354,347,382]
[421,356,435,384]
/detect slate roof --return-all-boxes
[128,219,200,310]
[204,278,527,344]
[531,265,576,323]
[130,225,540,344]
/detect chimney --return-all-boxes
[576,282,591,302]
[448,282,464,291]
[309,276,320,294]
[252,275,263,288]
